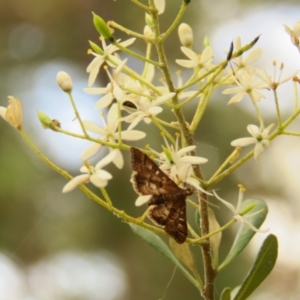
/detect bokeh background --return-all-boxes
[1,0,300,299]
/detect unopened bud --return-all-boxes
[37,110,52,128]
[144,25,154,38]
[154,0,165,14]
[178,23,193,47]
[92,12,114,42]
[145,13,153,28]
[56,71,73,93]
[88,40,104,55]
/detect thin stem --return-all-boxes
[53,126,130,150]
[131,0,151,11]
[100,187,113,208]
[113,40,160,67]
[250,93,264,129]
[68,92,89,137]
[190,219,236,245]
[109,21,154,42]
[273,89,283,127]
[294,80,299,112]
[282,131,300,137]
[209,147,242,182]
[189,85,213,132]
[162,2,188,42]
[150,116,176,144]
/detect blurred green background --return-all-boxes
[1,0,300,299]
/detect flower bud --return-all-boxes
[88,40,104,55]
[144,25,154,38]
[92,12,114,42]
[37,110,52,128]
[56,71,73,93]
[145,13,153,28]
[1,96,23,130]
[154,0,165,14]
[178,23,193,48]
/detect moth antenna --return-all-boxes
[158,266,177,300]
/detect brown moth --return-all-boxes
[130,147,193,244]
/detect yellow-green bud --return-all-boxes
[240,202,257,216]
[88,40,104,55]
[162,145,173,163]
[37,110,52,129]
[145,13,153,28]
[92,12,114,42]
[203,36,210,47]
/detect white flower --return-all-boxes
[254,63,298,90]
[176,46,213,70]
[85,59,128,110]
[231,124,274,161]
[232,37,262,72]
[81,103,146,168]
[222,70,267,104]
[62,151,117,193]
[213,186,269,233]
[283,21,300,51]
[0,96,23,129]
[121,92,175,130]
[154,137,208,193]
[87,38,135,87]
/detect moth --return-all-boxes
[130,147,193,244]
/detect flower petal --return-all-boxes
[135,195,152,206]
[231,137,256,147]
[119,130,146,141]
[81,143,102,160]
[62,174,90,193]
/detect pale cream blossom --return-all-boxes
[232,37,262,72]
[254,63,298,90]
[81,103,146,168]
[283,21,300,51]
[231,124,274,161]
[121,92,175,130]
[213,186,269,233]
[62,151,117,193]
[222,70,267,104]
[87,38,135,87]
[176,46,213,70]
[85,59,128,109]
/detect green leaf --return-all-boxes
[169,239,203,288]
[233,234,278,300]
[220,287,232,300]
[208,208,221,269]
[129,224,201,290]
[218,198,268,271]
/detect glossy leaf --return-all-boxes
[233,234,278,300]
[129,224,201,290]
